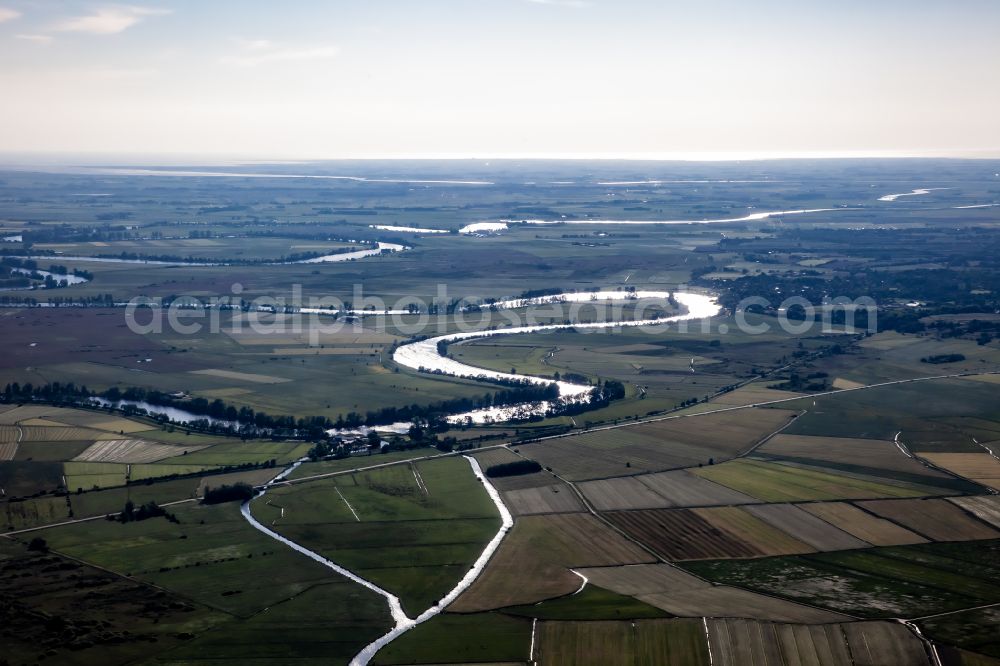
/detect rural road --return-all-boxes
[241,455,513,666]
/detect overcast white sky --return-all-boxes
[1,1,998,159]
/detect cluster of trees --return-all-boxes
[201,483,256,504]
[105,386,332,437]
[5,375,626,447]
[771,370,830,392]
[556,379,626,417]
[42,264,93,279]
[485,460,542,478]
[4,381,92,403]
[109,500,178,524]
[329,382,561,429]
[82,244,368,265]
[928,318,1000,345]
[921,354,966,364]
[0,293,116,307]
[1,257,91,290]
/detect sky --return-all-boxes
[1,0,999,160]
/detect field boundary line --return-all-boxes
[411,463,429,495]
[907,600,1000,622]
[272,444,508,489]
[336,487,361,521]
[736,410,805,458]
[702,617,714,665]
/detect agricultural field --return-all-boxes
[577,563,846,623]
[690,458,948,502]
[604,507,756,559]
[31,235,363,262]
[948,496,1000,530]
[921,607,1000,660]
[0,539,227,666]
[63,460,129,491]
[856,498,1000,542]
[73,437,198,463]
[707,619,932,666]
[504,584,671,621]
[520,407,796,481]
[800,501,929,546]
[451,512,653,612]
[3,161,1000,663]
[370,612,532,665]
[757,433,966,487]
[683,540,1000,619]
[692,506,816,556]
[2,493,72,531]
[743,503,870,551]
[251,456,502,616]
[26,502,350,613]
[918,453,1000,491]
[533,618,711,666]
[579,469,756,511]
[502,482,585,515]
[781,378,1000,453]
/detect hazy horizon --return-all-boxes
[2,1,999,158]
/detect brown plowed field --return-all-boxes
[604,508,760,560]
[857,498,1000,542]
[800,502,927,546]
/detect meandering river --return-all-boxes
[392,291,720,425]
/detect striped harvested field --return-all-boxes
[472,447,522,469]
[578,564,847,623]
[0,441,18,461]
[85,418,155,434]
[579,471,758,512]
[450,513,653,612]
[578,477,668,511]
[708,383,804,406]
[842,621,932,666]
[534,619,709,666]
[0,425,19,443]
[800,502,927,546]
[708,620,851,666]
[18,426,107,442]
[947,495,1000,529]
[502,483,584,515]
[707,619,930,666]
[691,459,934,502]
[744,504,870,551]
[28,409,153,433]
[17,418,68,427]
[604,508,761,560]
[693,506,815,557]
[73,439,195,464]
[858,498,1000,542]
[919,452,1000,491]
[637,470,757,507]
[0,405,69,424]
[521,408,797,481]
